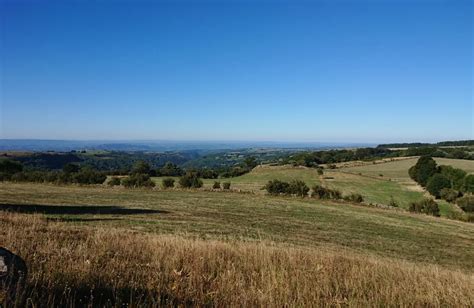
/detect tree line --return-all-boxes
[282,146,474,168]
[409,156,474,219]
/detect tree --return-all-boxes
[438,165,466,190]
[462,175,474,193]
[408,156,437,187]
[0,159,23,179]
[244,156,258,169]
[63,163,80,174]
[426,174,451,198]
[158,162,183,177]
[131,160,151,175]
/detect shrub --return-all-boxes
[108,177,122,186]
[11,172,28,182]
[122,174,156,188]
[223,182,231,190]
[408,198,440,217]
[264,180,290,196]
[244,156,258,169]
[213,181,221,189]
[161,178,175,189]
[179,172,203,188]
[73,168,107,185]
[288,180,309,197]
[388,196,399,207]
[311,185,341,200]
[57,172,73,184]
[457,195,474,213]
[426,174,451,198]
[344,193,364,203]
[316,168,324,175]
[439,188,460,202]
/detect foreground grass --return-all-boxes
[2,212,473,307]
[1,182,473,271]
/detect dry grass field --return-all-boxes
[2,210,473,307]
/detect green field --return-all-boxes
[1,182,473,271]
[339,157,474,180]
[151,157,472,218]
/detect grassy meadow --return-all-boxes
[2,157,474,306]
[151,157,472,218]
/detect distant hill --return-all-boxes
[377,140,474,148]
[0,139,372,152]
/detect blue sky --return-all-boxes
[1,0,472,143]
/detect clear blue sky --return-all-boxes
[1,0,472,143]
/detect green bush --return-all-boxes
[213,181,221,189]
[457,195,474,213]
[288,180,309,197]
[223,182,231,190]
[388,196,399,207]
[122,174,155,188]
[179,172,203,188]
[311,185,342,200]
[439,188,460,202]
[344,193,364,203]
[108,177,122,186]
[426,174,451,198]
[264,180,290,196]
[316,168,324,175]
[408,198,440,217]
[73,168,107,185]
[162,178,175,189]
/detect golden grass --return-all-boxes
[1,211,474,307]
